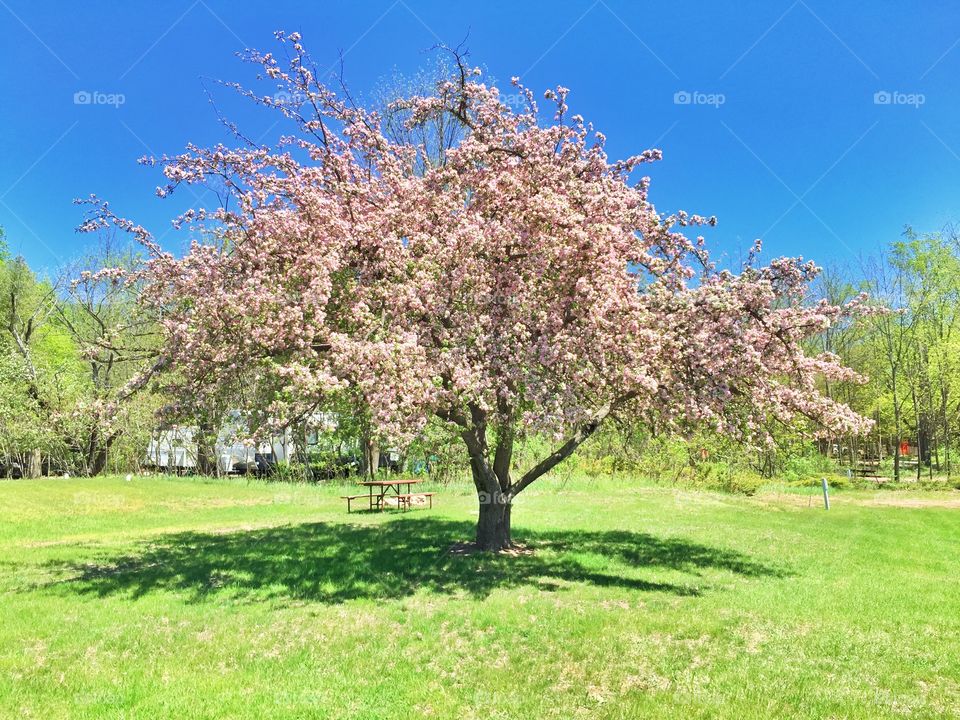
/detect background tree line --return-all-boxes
[815,226,960,482]
[0,229,161,477]
[3,224,960,484]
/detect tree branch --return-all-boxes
[510,392,637,498]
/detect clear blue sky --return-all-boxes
[2,0,960,274]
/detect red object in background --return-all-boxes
[900,440,910,456]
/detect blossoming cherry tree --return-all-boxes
[87,35,871,550]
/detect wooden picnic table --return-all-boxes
[342,479,434,512]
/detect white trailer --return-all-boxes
[145,427,198,471]
[145,414,295,474]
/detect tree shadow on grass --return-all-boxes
[43,518,785,604]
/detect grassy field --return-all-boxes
[1,475,959,719]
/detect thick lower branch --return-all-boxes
[492,424,514,491]
[511,392,636,497]
[459,420,499,497]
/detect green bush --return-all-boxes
[685,461,766,496]
[779,452,839,483]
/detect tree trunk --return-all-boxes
[940,382,951,478]
[476,493,512,551]
[912,385,923,483]
[24,448,41,478]
[295,423,314,482]
[196,419,219,477]
[85,429,116,476]
[89,443,109,476]
[362,434,380,480]
[892,393,902,483]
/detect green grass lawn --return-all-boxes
[1,475,959,719]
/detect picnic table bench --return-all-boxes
[853,460,881,479]
[342,479,435,512]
